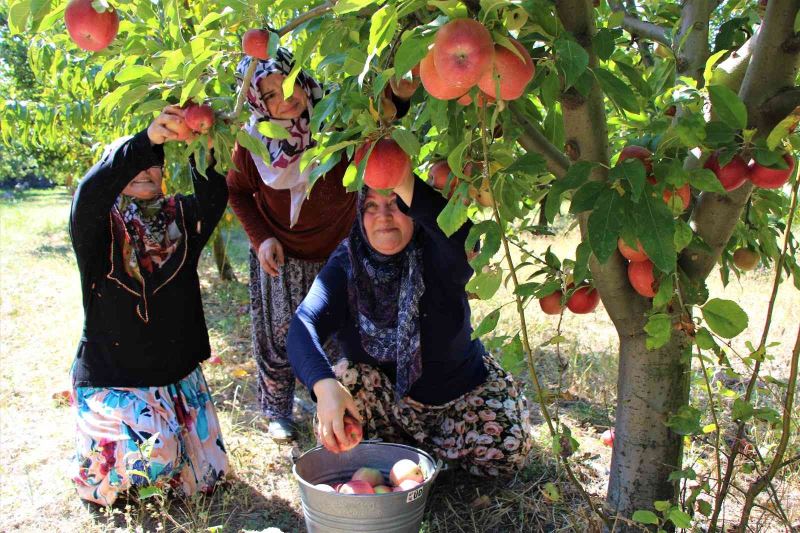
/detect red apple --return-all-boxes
[374,485,393,494]
[704,151,749,192]
[618,145,653,175]
[314,484,336,492]
[538,291,564,315]
[748,153,795,189]
[351,467,384,487]
[358,138,411,190]
[433,19,494,89]
[477,39,534,101]
[566,285,600,314]
[600,428,614,447]
[168,118,194,142]
[339,415,363,452]
[663,184,691,212]
[617,238,648,262]
[184,104,215,133]
[64,0,120,52]
[207,355,223,366]
[456,93,473,106]
[420,51,468,100]
[389,459,424,486]
[242,29,270,60]
[339,480,375,495]
[628,259,657,298]
[394,479,422,491]
[429,160,460,197]
[732,248,759,271]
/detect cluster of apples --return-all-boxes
[419,19,534,103]
[428,161,493,207]
[617,238,658,298]
[313,459,425,495]
[538,284,600,315]
[171,102,215,140]
[704,150,795,191]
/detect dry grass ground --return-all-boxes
[0,189,797,532]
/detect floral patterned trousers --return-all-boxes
[72,366,229,506]
[334,355,533,477]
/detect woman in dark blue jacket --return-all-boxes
[70,106,228,505]
[288,168,532,477]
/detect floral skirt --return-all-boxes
[334,356,533,477]
[72,366,229,506]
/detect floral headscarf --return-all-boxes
[235,48,324,226]
[345,188,425,399]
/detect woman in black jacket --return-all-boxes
[69,105,229,505]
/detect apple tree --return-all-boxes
[3,0,800,530]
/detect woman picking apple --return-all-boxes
[287,170,533,477]
[69,105,229,505]
[227,48,416,442]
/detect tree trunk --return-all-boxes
[212,230,236,281]
[607,331,690,526]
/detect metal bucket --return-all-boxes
[292,441,442,533]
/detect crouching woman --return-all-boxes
[69,106,229,505]
[287,168,533,477]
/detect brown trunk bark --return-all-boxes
[212,230,236,281]
[607,331,690,528]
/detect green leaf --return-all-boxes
[732,398,754,422]
[703,49,729,88]
[766,112,800,151]
[689,168,726,193]
[545,161,594,221]
[631,192,676,273]
[115,65,160,84]
[595,67,640,113]
[587,188,625,263]
[257,121,291,140]
[674,219,693,252]
[708,85,747,130]
[368,5,398,55]
[138,486,162,500]
[705,121,736,147]
[652,274,673,308]
[447,134,472,180]
[632,510,660,526]
[702,298,748,338]
[466,269,502,300]
[695,328,716,350]
[334,0,378,14]
[666,405,702,436]
[236,130,272,164]
[569,181,605,214]
[654,500,672,513]
[436,190,470,237]
[614,60,651,98]
[668,468,697,482]
[593,28,616,61]
[573,241,592,286]
[310,91,341,134]
[465,220,502,270]
[500,333,525,372]
[697,500,712,517]
[667,508,692,528]
[8,0,31,35]
[472,309,501,340]
[554,38,589,90]
[611,159,646,201]
[645,313,672,350]
[505,151,547,175]
[394,34,432,77]
[391,128,420,158]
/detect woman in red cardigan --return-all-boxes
[227,48,416,441]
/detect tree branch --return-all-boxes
[509,102,570,178]
[759,87,800,130]
[674,0,716,84]
[608,0,672,48]
[709,26,762,91]
[681,0,800,282]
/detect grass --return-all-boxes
[0,188,797,532]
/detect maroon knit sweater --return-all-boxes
[226,145,356,262]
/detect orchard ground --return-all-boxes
[1,188,798,532]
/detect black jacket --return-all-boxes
[70,130,228,387]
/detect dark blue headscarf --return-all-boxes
[345,189,425,399]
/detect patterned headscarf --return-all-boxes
[235,48,324,226]
[345,188,425,399]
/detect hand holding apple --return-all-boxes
[147,105,187,145]
[313,378,362,453]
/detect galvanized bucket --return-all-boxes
[292,441,442,533]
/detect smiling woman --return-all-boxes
[68,105,229,506]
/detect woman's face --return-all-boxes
[362,189,414,255]
[122,166,163,200]
[257,72,308,119]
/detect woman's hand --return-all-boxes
[391,166,415,208]
[257,237,285,277]
[147,105,186,145]
[313,378,362,453]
